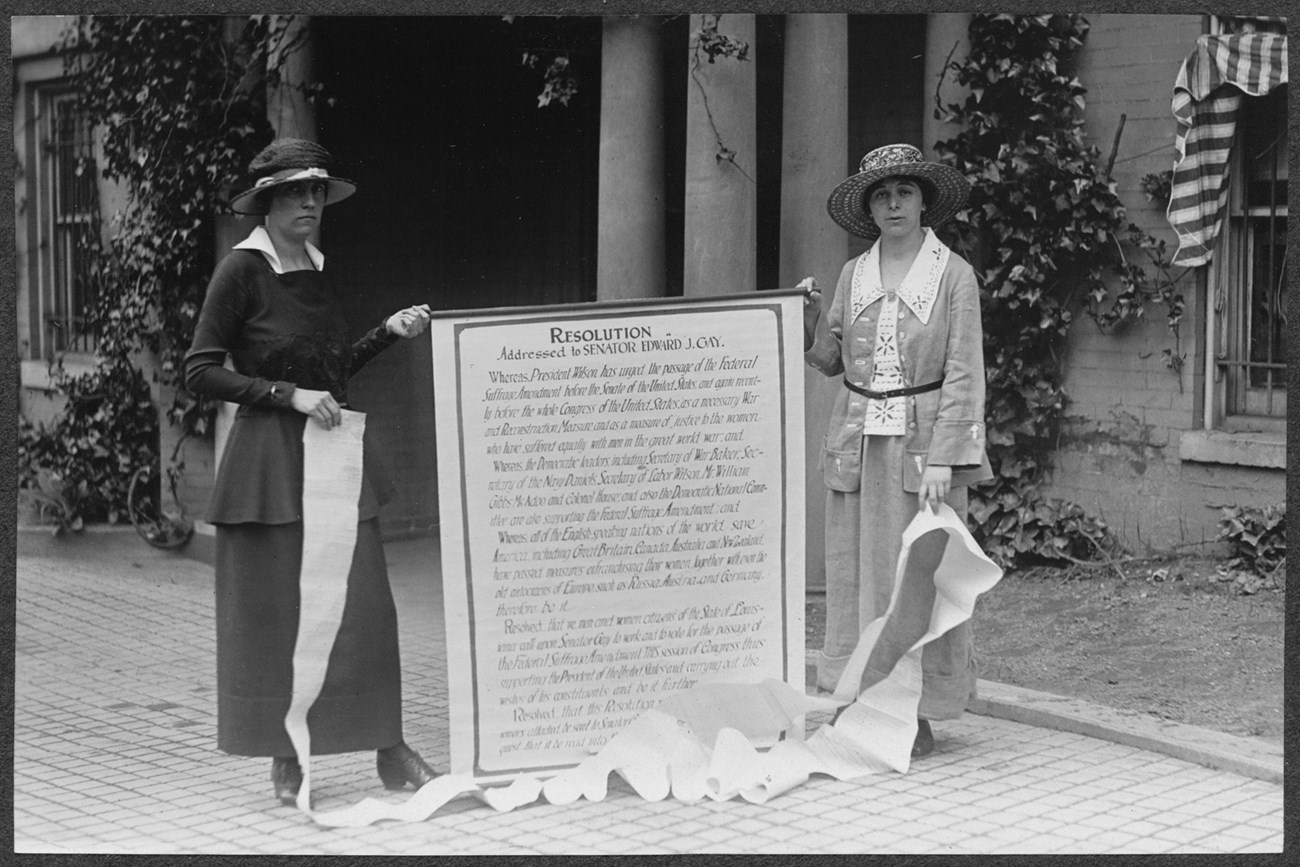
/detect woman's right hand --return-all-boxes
[290,388,343,429]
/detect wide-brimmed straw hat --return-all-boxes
[826,143,969,239]
[229,138,357,215]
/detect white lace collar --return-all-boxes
[850,228,949,325]
[233,226,325,274]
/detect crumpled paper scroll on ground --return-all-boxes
[287,418,1002,827]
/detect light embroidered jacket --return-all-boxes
[805,228,993,493]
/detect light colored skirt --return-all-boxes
[818,434,977,720]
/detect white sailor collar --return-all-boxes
[850,228,950,325]
[233,225,325,274]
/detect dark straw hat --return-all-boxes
[826,143,969,239]
[229,138,357,216]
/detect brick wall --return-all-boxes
[1040,14,1285,549]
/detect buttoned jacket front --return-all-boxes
[806,229,993,493]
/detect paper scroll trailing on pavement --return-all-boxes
[284,410,367,813]
[304,497,1003,828]
[806,501,1004,775]
[430,295,808,781]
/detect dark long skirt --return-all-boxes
[215,517,403,756]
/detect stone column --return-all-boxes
[597,17,667,301]
[922,14,971,159]
[267,14,318,141]
[683,13,756,297]
[779,14,850,592]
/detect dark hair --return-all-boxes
[863,175,935,210]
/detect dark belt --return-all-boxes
[843,376,944,400]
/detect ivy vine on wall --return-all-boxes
[934,13,1189,568]
[19,16,292,523]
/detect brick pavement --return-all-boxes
[13,529,1285,855]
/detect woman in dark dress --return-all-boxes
[185,139,437,805]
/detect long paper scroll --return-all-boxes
[287,410,367,811]
[430,294,808,780]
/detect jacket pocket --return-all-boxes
[902,449,928,493]
[822,446,861,493]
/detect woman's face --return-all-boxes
[867,177,925,240]
[265,179,328,241]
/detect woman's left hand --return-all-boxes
[386,304,432,338]
[918,464,952,508]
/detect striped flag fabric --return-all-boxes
[1167,29,1287,267]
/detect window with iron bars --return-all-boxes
[33,86,98,359]
[1208,85,1287,430]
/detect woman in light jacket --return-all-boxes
[802,144,992,758]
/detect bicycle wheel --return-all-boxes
[127,464,194,549]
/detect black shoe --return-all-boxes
[377,742,438,791]
[911,719,934,759]
[271,756,302,806]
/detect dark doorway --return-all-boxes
[311,16,602,535]
[847,15,928,260]
[314,15,601,315]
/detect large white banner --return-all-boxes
[431,293,806,781]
